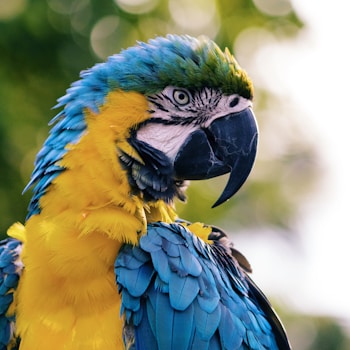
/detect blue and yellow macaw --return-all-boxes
[0,35,291,349]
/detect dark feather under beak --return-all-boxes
[174,108,258,207]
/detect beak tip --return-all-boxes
[211,202,221,209]
[211,196,227,208]
[211,193,234,209]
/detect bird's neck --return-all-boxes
[15,90,176,349]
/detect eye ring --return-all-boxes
[173,89,190,106]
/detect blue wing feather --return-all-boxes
[196,264,220,313]
[154,292,194,350]
[133,313,157,350]
[168,273,199,311]
[177,244,202,277]
[193,301,221,340]
[171,302,194,349]
[149,250,171,284]
[0,238,23,350]
[218,305,245,349]
[116,222,290,349]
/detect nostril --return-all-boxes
[229,97,239,108]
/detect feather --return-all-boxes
[172,303,194,349]
[161,239,180,257]
[169,273,199,311]
[193,302,221,340]
[149,249,172,284]
[196,264,220,313]
[178,244,202,277]
[145,292,157,338]
[124,264,154,298]
[121,290,140,314]
[139,230,162,252]
[134,315,157,350]
[155,292,175,349]
[218,306,244,349]
[155,293,194,350]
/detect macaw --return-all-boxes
[0,35,291,350]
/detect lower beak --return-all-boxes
[173,108,258,207]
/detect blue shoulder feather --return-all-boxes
[116,223,290,350]
[0,238,22,350]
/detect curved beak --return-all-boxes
[174,108,258,207]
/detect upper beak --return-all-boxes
[173,107,258,207]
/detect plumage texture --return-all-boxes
[116,222,284,350]
[0,34,290,349]
[0,227,23,350]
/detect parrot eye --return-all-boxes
[173,89,190,106]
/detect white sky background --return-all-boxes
[233,0,350,323]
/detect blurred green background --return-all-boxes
[0,0,349,348]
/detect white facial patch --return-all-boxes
[136,123,197,161]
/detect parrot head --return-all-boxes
[119,35,257,207]
[26,35,257,217]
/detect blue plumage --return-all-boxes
[116,223,286,349]
[0,239,22,350]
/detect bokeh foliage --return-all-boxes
[1,0,349,348]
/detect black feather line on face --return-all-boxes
[140,115,208,127]
[147,99,169,113]
[118,133,178,203]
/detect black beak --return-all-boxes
[174,108,258,207]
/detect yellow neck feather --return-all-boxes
[15,90,176,350]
